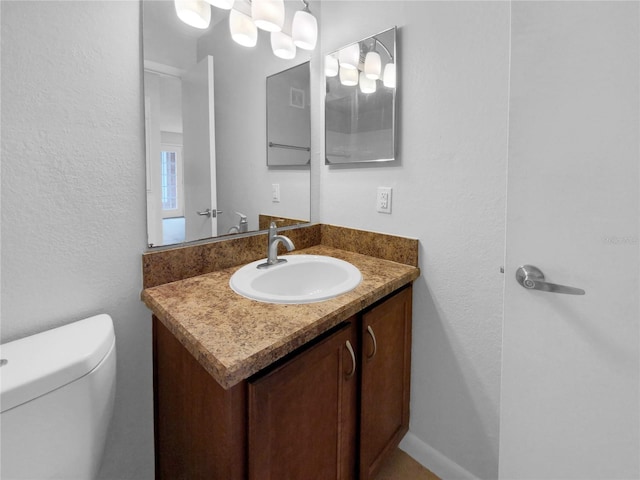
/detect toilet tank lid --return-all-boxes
[0,314,115,413]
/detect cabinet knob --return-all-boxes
[344,340,356,379]
[366,326,378,359]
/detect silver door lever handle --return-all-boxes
[197,208,223,218]
[516,265,585,295]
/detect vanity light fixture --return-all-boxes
[291,0,317,50]
[175,0,212,29]
[359,72,376,93]
[383,62,396,88]
[271,31,296,59]
[229,8,258,47]
[364,51,381,80]
[329,34,396,90]
[176,0,317,58]
[325,55,339,77]
[251,0,285,32]
[375,36,396,88]
[339,67,358,87]
[338,43,360,70]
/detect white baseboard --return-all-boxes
[399,431,480,480]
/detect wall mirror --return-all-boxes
[143,0,311,248]
[267,63,311,166]
[325,27,397,164]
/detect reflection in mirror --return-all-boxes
[143,0,311,248]
[325,27,397,164]
[267,63,311,166]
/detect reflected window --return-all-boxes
[161,150,180,213]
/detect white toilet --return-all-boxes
[0,314,116,480]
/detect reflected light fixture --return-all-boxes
[251,0,285,32]
[339,67,359,87]
[359,72,376,93]
[205,0,235,9]
[229,9,257,47]
[325,55,339,77]
[328,35,396,90]
[291,1,317,51]
[338,43,360,70]
[383,63,396,88]
[271,31,296,59]
[176,0,318,58]
[175,0,211,29]
[364,51,381,80]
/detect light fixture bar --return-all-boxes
[373,37,393,61]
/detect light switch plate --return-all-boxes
[272,184,280,203]
[376,187,392,213]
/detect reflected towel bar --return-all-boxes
[268,142,310,152]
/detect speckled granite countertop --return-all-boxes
[142,244,420,389]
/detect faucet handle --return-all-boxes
[269,219,287,229]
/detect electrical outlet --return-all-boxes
[272,183,280,203]
[376,187,392,213]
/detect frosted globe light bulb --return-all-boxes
[383,63,396,88]
[292,9,317,50]
[325,55,339,77]
[339,67,358,87]
[175,0,211,29]
[364,51,381,80]
[338,43,360,70]
[359,72,376,93]
[229,9,257,47]
[271,32,296,59]
[251,0,285,32]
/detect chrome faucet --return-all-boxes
[257,222,295,269]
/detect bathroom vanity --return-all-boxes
[141,225,419,480]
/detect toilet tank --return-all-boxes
[0,314,116,480]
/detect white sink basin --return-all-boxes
[229,255,362,304]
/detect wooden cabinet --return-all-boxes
[248,320,358,480]
[360,285,412,479]
[153,284,412,480]
[153,316,247,480]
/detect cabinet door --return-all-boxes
[153,317,247,480]
[248,320,358,480]
[359,286,412,480]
